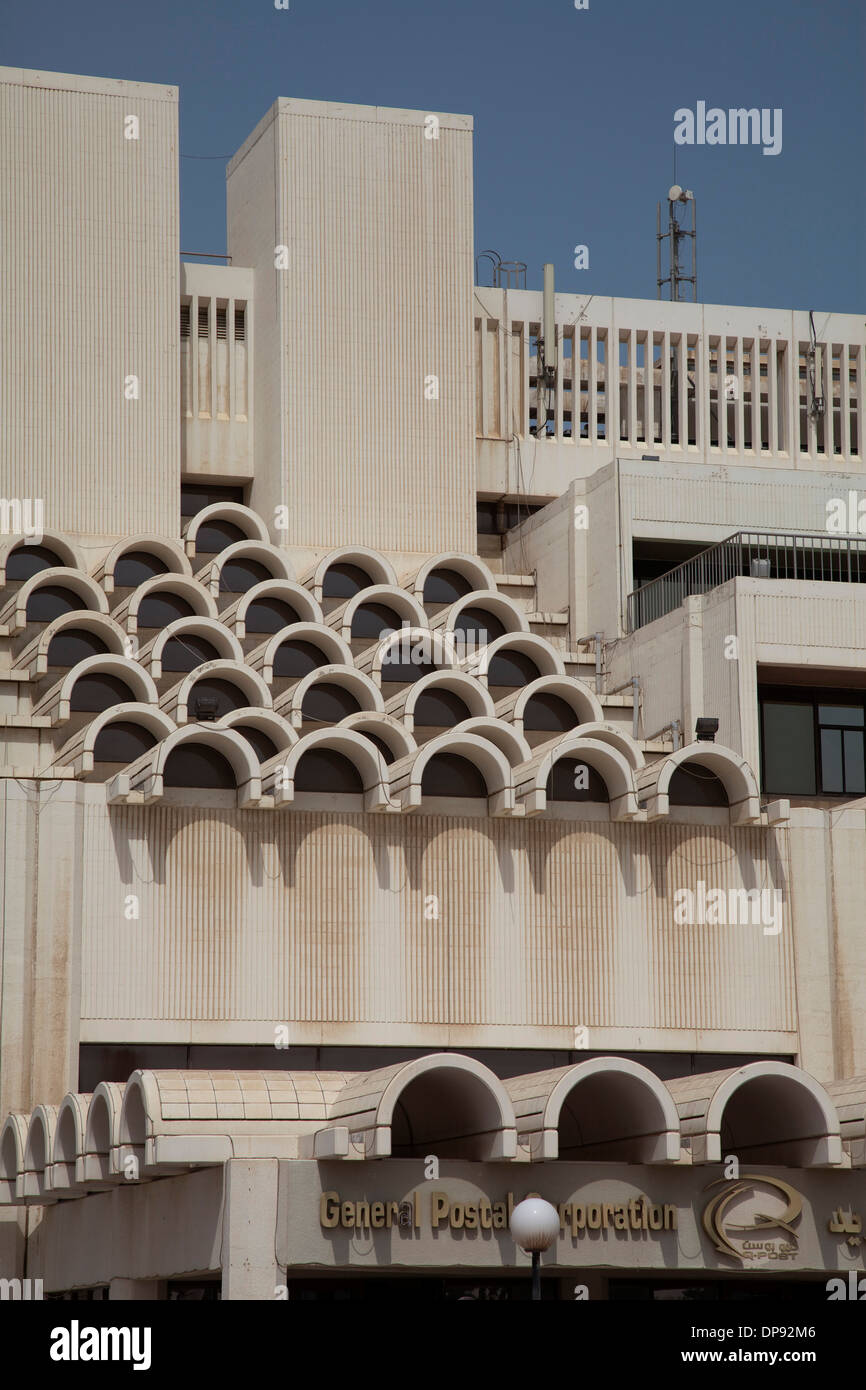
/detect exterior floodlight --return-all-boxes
[695,717,719,742]
[510,1197,560,1300]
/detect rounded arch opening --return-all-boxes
[390,1068,509,1160]
[113,550,170,587]
[47,628,110,666]
[421,752,488,798]
[163,742,238,789]
[294,748,364,793]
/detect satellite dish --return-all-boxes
[668,184,683,202]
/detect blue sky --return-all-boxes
[5,0,864,311]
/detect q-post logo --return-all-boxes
[702,1175,803,1263]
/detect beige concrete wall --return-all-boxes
[180,263,254,484]
[0,67,180,544]
[227,98,476,556]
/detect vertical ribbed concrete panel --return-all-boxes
[0,67,179,543]
[227,99,475,555]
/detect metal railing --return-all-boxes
[627,529,866,631]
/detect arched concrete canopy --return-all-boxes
[13,610,128,680]
[33,653,159,724]
[515,734,640,819]
[667,1062,843,1165]
[82,1081,126,1183]
[506,1058,681,1162]
[119,1070,161,1171]
[305,545,397,600]
[339,711,418,762]
[221,579,323,636]
[392,669,495,730]
[472,631,565,682]
[51,703,177,776]
[199,539,296,597]
[0,1114,28,1202]
[141,616,242,677]
[263,726,395,812]
[275,664,384,730]
[453,716,531,766]
[217,708,298,755]
[500,674,603,731]
[328,1053,518,1160]
[22,1104,59,1200]
[389,730,517,816]
[571,721,645,772]
[0,530,85,586]
[51,1093,92,1192]
[96,535,192,593]
[164,659,272,724]
[1,567,108,636]
[826,1075,866,1166]
[330,585,427,641]
[437,590,529,640]
[249,621,352,683]
[117,574,218,634]
[638,742,761,824]
[363,626,459,685]
[183,503,270,555]
[409,552,497,602]
[107,725,263,808]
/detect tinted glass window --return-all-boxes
[668,763,729,806]
[523,692,579,732]
[294,749,364,793]
[47,629,109,666]
[422,568,473,605]
[273,640,327,679]
[93,721,157,764]
[138,592,194,627]
[351,603,400,640]
[163,744,236,788]
[161,634,220,672]
[358,732,395,765]
[546,757,609,802]
[414,688,470,727]
[233,727,279,762]
[114,552,169,587]
[761,702,816,795]
[322,562,372,598]
[245,598,300,633]
[7,545,62,580]
[301,682,360,722]
[453,607,506,642]
[70,674,134,712]
[194,520,246,554]
[26,585,81,622]
[487,650,541,687]
[220,558,272,593]
[421,753,487,798]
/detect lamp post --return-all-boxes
[510,1197,560,1301]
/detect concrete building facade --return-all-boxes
[0,64,864,1301]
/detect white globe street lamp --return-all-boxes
[510,1197,560,1301]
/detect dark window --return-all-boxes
[453,607,506,642]
[351,603,400,640]
[523,692,579,733]
[668,763,729,806]
[161,634,220,672]
[220,558,272,593]
[70,674,134,712]
[114,551,169,587]
[26,585,82,622]
[423,567,473,605]
[294,749,363,793]
[322,562,372,599]
[301,682,360,723]
[93,721,157,764]
[245,598,300,633]
[380,652,438,684]
[138,592,195,627]
[487,649,541,688]
[181,484,245,517]
[760,687,866,796]
[414,688,471,727]
[421,753,487,798]
[163,744,236,788]
[7,545,62,580]
[233,726,279,762]
[273,640,328,679]
[194,519,246,554]
[47,628,109,666]
[358,732,396,765]
[188,678,247,720]
[546,757,609,802]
